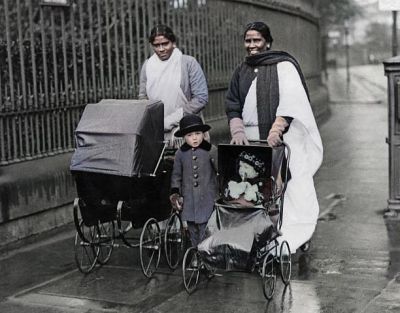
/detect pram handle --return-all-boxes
[151,141,169,176]
[248,139,269,144]
[246,140,290,160]
[248,139,289,148]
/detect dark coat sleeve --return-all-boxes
[209,145,218,173]
[225,65,243,121]
[170,149,183,195]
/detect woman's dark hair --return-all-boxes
[244,21,273,45]
[149,24,177,44]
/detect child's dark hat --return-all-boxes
[174,114,211,137]
[238,151,265,175]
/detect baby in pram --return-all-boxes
[224,151,266,208]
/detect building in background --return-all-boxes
[326,0,393,68]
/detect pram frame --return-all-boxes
[73,141,185,276]
[182,141,292,299]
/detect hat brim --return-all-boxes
[174,124,211,137]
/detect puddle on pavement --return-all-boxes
[318,212,337,221]
[265,281,321,313]
[7,266,183,312]
[318,193,345,222]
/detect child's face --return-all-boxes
[238,161,258,180]
[184,131,204,148]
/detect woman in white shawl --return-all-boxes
[225,22,323,253]
[139,24,208,143]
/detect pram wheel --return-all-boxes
[262,252,276,300]
[203,264,216,280]
[74,220,99,273]
[116,201,136,247]
[279,240,291,285]
[73,199,98,273]
[182,247,200,294]
[139,218,161,277]
[164,212,184,269]
[96,221,115,265]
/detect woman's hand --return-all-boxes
[267,116,288,147]
[267,130,282,147]
[229,117,249,145]
[230,133,249,145]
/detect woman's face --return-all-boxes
[151,35,175,61]
[244,30,269,55]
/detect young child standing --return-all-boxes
[170,114,217,247]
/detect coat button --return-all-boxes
[192,155,197,160]
[193,181,199,187]
[193,173,199,178]
[193,165,198,170]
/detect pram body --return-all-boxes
[182,143,292,299]
[70,99,184,276]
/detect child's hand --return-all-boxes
[170,193,183,211]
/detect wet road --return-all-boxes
[1,65,400,313]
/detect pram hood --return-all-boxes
[70,99,164,177]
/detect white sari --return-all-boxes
[243,61,323,253]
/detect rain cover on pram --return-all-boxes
[70,99,171,227]
[198,144,287,271]
[70,99,164,177]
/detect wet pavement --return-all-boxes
[1,64,400,313]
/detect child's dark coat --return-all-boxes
[170,140,217,224]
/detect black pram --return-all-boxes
[70,99,184,276]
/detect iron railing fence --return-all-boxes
[0,0,319,165]
[0,0,247,165]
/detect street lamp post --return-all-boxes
[344,21,350,84]
[378,0,400,56]
[392,11,398,56]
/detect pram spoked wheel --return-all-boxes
[164,212,184,269]
[182,247,200,294]
[74,221,98,273]
[279,240,291,285]
[139,218,161,277]
[73,199,98,273]
[262,252,276,300]
[95,221,115,265]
